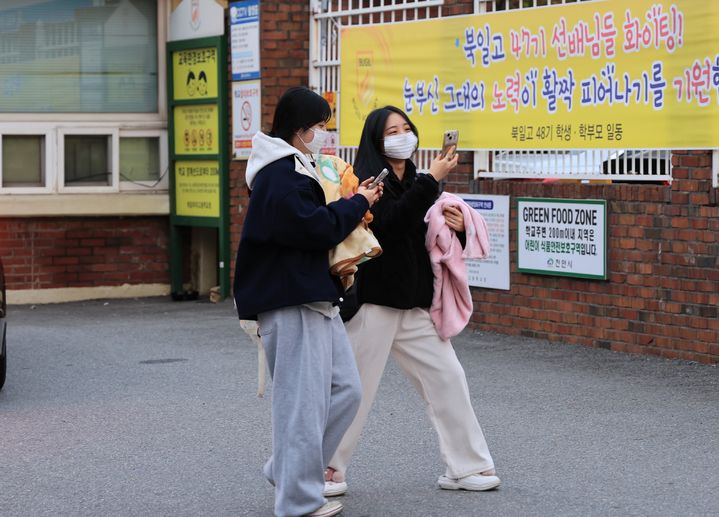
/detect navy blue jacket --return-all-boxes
[233,155,370,320]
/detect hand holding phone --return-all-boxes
[439,130,459,159]
[430,131,460,182]
[368,168,389,189]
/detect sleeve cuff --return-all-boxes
[351,193,370,212]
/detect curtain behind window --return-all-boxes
[0,0,158,113]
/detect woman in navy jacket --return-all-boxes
[233,87,381,517]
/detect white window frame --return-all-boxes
[119,129,169,192]
[0,0,169,197]
[0,125,56,194]
[58,127,120,194]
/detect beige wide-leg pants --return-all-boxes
[329,303,495,480]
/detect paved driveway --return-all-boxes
[1,298,717,516]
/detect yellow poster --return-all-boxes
[340,0,719,149]
[172,48,219,101]
[174,105,219,155]
[175,161,220,218]
[322,91,338,130]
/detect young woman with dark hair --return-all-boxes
[324,106,500,497]
[233,86,382,517]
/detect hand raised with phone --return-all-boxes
[430,130,459,182]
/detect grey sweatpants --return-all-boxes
[258,305,362,517]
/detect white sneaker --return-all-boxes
[323,480,348,497]
[438,473,501,491]
[305,500,343,517]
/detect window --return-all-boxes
[58,128,118,193]
[64,135,112,186]
[2,135,45,187]
[0,127,55,193]
[121,137,160,182]
[0,0,158,113]
[119,130,169,190]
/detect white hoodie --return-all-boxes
[245,132,321,189]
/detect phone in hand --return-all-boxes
[368,168,389,189]
[439,130,459,159]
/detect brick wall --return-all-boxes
[0,217,169,290]
[229,1,311,270]
[469,151,719,364]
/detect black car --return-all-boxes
[1,256,6,390]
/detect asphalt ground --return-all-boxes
[1,297,717,516]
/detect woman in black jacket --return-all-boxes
[233,87,381,517]
[325,106,500,496]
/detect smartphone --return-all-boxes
[439,130,459,159]
[368,168,389,189]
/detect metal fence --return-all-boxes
[309,0,675,182]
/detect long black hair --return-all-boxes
[270,86,332,143]
[353,105,419,182]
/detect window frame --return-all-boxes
[0,125,56,194]
[58,127,120,194]
[119,129,169,192]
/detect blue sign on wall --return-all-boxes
[230,0,260,81]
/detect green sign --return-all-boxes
[517,198,608,280]
[167,36,230,298]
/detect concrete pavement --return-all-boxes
[1,297,717,516]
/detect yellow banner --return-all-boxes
[174,105,219,154]
[340,0,719,149]
[175,161,220,218]
[172,48,219,101]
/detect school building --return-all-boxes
[1,0,717,363]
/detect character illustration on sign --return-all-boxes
[184,129,191,148]
[352,50,379,121]
[356,51,374,106]
[241,101,252,131]
[197,71,208,96]
[206,128,213,148]
[186,71,196,97]
[199,128,205,148]
[191,128,198,148]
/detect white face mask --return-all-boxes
[298,127,329,156]
[383,132,418,160]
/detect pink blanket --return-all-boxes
[424,192,490,340]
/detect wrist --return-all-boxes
[426,170,441,183]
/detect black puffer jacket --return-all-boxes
[354,160,440,310]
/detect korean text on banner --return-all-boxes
[340,0,719,149]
